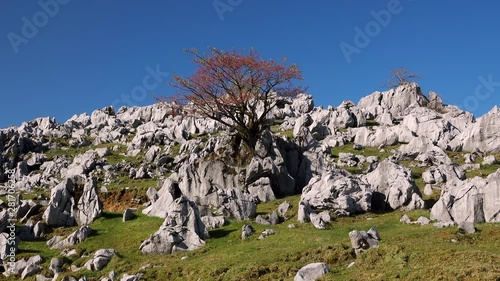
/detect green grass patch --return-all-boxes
[331,144,400,160]
[13,195,500,280]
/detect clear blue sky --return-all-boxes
[1,0,500,128]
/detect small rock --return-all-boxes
[347,262,356,268]
[483,155,497,165]
[451,239,458,243]
[255,215,270,225]
[277,201,290,217]
[50,257,64,274]
[258,229,275,240]
[294,262,329,281]
[21,264,42,280]
[241,224,254,240]
[95,147,111,157]
[457,221,476,234]
[109,271,118,280]
[84,248,116,271]
[35,275,52,281]
[414,216,431,225]
[288,224,296,229]
[349,227,381,255]
[122,208,136,222]
[120,274,141,281]
[181,256,188,260]
[353,144,363,150]
[400,214,411,224]
[61,248,78,257]
[269,211,280,225]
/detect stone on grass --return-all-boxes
[84,249,116,271]
[349,227,381,255]
[414,216,431,225]
[241,224,254,240]
[294,262,330,281]
[258,229,276,240]
[139,196,209,254]
[457,221,476,234]
[400,214,411,224]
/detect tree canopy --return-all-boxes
[163,47,305,151]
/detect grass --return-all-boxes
[13,195,500,281]
[331,144,401,160]
[365,119,380,128]
[330,144,401,174]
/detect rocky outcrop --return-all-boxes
[300,169,372,216]
[448,106,500,152]
[352,126,398,147]
[43,176,102,227]
[364,159,424,210]
[292,93,314,114]
[399,107,460,149]
[431,169,500,223]
[358,83,428,119]
[140,196,209,254]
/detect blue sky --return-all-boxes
[1,0,500,128]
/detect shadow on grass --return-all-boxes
[209,229,236,239]
[102,212,123,219]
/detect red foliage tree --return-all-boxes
[164,47,304,151]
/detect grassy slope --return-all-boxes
[16,195,500,281]
[10,137,500,280]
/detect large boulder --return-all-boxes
[398,136,452,165]
[142,178,179,218]
[364,159,424,210]
[422,164,466,184]
[300,169,372,216]
[140,196,209,254]
[352,126,398,147]
[431,170,500,223]
[43,176,103,227]
[358,83,428,119]
[448,106,500,152]
[292,93,314,114]
[400,107,460,149]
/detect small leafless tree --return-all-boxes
[386,67,420,89]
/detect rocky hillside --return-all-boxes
[1,83,500,280]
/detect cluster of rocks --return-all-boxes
[1,82,500,279]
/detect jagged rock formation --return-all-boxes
[2,81,500,278]
[140,196,209,254]
[42,176,103,227]
[431,170,500,223]
[300,168,372,216]
[364,159,424,210]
